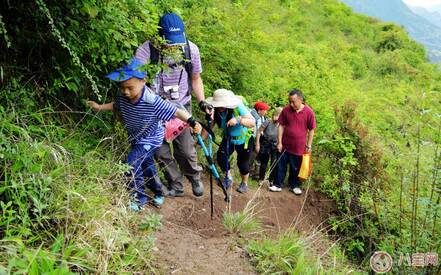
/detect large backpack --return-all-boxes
[149,40,193,96]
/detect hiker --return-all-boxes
[87,58,202,210]
[135,12,211,198]
[255,107,283,187]
[249,101,270,178]
[205,89,255,193]
[273,89,316,195]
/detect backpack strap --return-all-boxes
[184,39,193,97]
[149,43,160,65]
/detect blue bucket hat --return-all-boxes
[159,13,186,45]
[106,58,146,82]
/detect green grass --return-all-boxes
[222,201,262,236]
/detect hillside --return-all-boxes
[341,0,441,63]
[1,0,440,273]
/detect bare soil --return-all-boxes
[148,180,337,274]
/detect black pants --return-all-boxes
[217,137,254,175]
[258,143,278,182]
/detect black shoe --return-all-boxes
[190,179,204,197]
[165,188,184,197]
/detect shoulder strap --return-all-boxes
[184,39,193,96]
[149,43,160,64]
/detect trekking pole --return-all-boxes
[195,134,230,203]
[207,115,214,219]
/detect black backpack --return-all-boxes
[149,40,193,96]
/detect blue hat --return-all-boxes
[159,13,186,45]
[106,58,146,82]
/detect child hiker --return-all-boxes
[205,89,255,193]
[255,107,283,189]
[87,58,201,211]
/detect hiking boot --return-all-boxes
[165,188,184,197]
[153,195,165,206]
[236,182,248,193]
[190,179,204,197]
[292,187,302,195]
[269,185,282,192]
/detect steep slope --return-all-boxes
[340,0,441,63]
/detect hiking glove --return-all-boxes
[199,100,213,113]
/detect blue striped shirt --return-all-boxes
[115,86,177,146]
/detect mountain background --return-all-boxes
[341,0,441,64]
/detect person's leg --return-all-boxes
[172,128,204,196]
[236,137,254,193]
[127,145,148,206]
[216,138,235,187]
[287,154,303,191]
[268,146,278,183]
[141,145,165,205]
[154,141,184,196]
[258,150,270,181]
[273,151,288,188]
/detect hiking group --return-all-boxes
[87,13,316,211]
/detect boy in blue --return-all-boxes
[88,58,201,211]
[205,89,255,193]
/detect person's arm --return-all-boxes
[175,108,202,134]
[255,126,264,153]
[306,129,315,152]
[227,112,255,128]
[277,124,284,153]
[192,73,204,103]
[87,101,114,112]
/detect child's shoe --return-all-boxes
[153,195,165,206]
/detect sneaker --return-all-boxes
[165,188,184,197]
[129,201,144,212]
[269,185,282,192]
[236,182,248,193]
[292,187,302,195]
[190,179,204,197]
[153,195,165,206]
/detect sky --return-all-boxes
[403,0,441,8]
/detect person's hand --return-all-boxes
[305,145,312,153]
[199,100,213,115]
[87,101,101,112]
[227,117,239,127]
[277,142,283,153]
[255,144,260,154]
[191,122,202,135]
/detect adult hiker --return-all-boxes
[205,89,255,193]
[255,107,283,187]
[273,89,316,195]
[249,101,270,178]
[87,58,201,210]
[135,12,212,197]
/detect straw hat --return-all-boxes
[206,89,242,108]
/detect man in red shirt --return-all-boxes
[271,89,316,195]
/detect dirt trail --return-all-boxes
[149,180,336,274]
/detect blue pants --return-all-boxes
[274,152,303,189]
[127,144,163,204]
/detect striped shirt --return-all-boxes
[115,86,177,146]
[135,40,202,105]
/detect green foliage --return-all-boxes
[247,231,358,274]
[139,213,162,232]
[223,202,262,236]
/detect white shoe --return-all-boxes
[269,185,282,192]
[292,187,302,195]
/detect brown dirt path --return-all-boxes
[148,180,337,274]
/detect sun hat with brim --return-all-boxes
[106,58,146,82]
[159,13,186,45]
[206,89,242,108]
